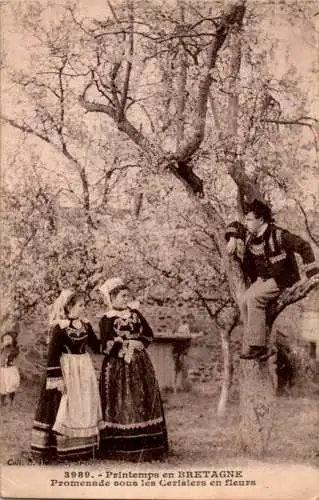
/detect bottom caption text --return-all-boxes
[49,470,257,488]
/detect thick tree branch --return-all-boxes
[81,4,248,201]
[224,28,242,151]
[80,4,247,199]
[268,274,319,326]
[176,1,187,153]
[120,0,134,114]
[221,21,247,213]
[178,2,246,163]
[227,158,267,205]
[79,91,205,195]
[109,62,122,110]
[79,93,157,154]
[209,91,223,142]
[105,0,132,118]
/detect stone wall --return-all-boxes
[11,301,317,393]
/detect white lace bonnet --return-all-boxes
[99,277,125,308]
[48,289,76,328]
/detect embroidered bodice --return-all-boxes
[57,321,95,354]
[113,311,144,339]
[46,320,100,388]
[99,308,153,354]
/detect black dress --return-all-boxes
[31,319,103,462]
[99,307,169,462]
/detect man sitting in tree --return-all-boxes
[225,199,318,360]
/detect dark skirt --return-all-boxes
[99,349,169,462]
[31,377,98,463]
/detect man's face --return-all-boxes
[245,212,264,235]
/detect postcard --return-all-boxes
[1,0,318,498]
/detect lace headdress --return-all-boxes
[99,277,124,308]
[47,289,75,343]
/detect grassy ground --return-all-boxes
[1,380,319,467]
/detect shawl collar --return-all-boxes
[104,301,140,319]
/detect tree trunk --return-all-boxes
[237,273,319,455]
[219,18,278,448]
[222,237,277,455]
[217,330,232,417]
[217,311,239,417]
[239,356,277,455]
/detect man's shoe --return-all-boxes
[240,345,268,360]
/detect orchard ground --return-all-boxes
[1,377,319,468]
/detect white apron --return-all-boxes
[53,353,103,438]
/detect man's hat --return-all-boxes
[244,199,273,222]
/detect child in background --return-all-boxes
[0,331,20,406]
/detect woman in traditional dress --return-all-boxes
[98,277,169,462]
[0,331,20,406]
[31,289,104,463]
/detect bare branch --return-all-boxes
[263,117,319,126]
[138,249,183,284]
[295,200,319,248]
[2,114,94,227]
[57,56,68,135]
[262,117,319,152]
[1,116,51,145]
[194,288,231,320]
[93,70,116,107]
[106,0,120,23]
[66,6,92,37]
[32,164,82,203]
